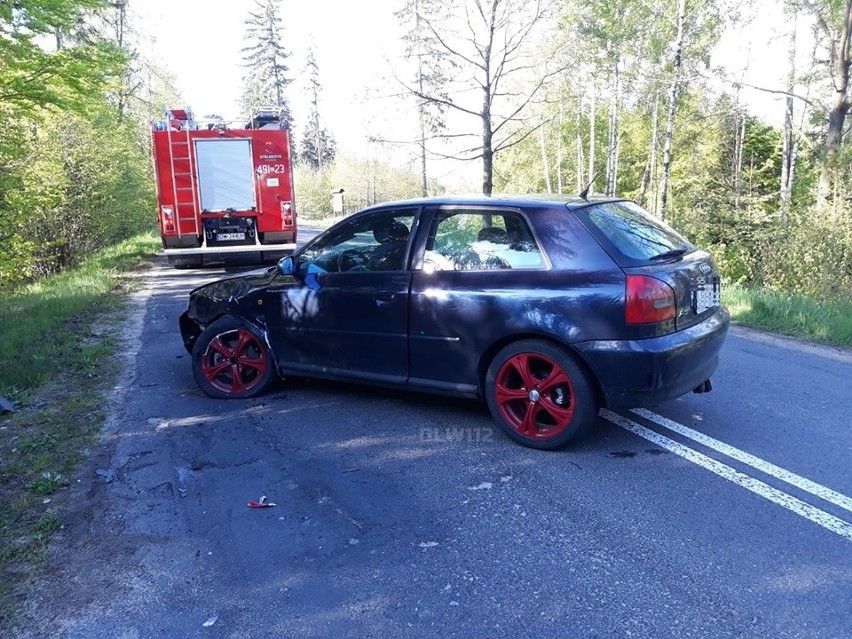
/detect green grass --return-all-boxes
[0,231,160,399]
[723,283,852,347]
[0,230,159,627]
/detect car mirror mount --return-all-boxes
[278,255,297,277]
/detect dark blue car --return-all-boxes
[179,196,729,450]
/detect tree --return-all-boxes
[0,0,123,114]
[796,0,852,203]
[396,0,454,196]
[569,0,656,196]
[399,0,561,195]
[298,48,336,171]
[240,0,292,119]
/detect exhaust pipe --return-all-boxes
[692,379,712,394]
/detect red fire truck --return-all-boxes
[151,107,297,268]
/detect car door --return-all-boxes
[408,205,550,394]
[265,208,418,383]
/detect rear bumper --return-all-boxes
[574,306,730,407]
[163,242,296,256]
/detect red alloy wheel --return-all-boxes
[199,327,269,396]
[493,352,576,440]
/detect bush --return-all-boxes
[0,106,154,291]
[758,214,852,300]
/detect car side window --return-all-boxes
[298,211,415,274]
[423,210,546,272]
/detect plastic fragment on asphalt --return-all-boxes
[202,616,218,627]
[95,468,115,483]
[467,482,493,491]
[0,396,17,413]
[248,495,276,508]
[419,541,439,548]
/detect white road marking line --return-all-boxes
[631,407,852,516]
[600,409,852,542]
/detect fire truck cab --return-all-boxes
[151,107,297,268]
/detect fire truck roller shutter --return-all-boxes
[194,139,257,212]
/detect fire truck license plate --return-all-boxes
[217,233,245,241]
[692,279,720,314]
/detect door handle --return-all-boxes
[375,293,396,307]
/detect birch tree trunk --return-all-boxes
[817,0,852,204]
[540,123,553,193]
[605,60,620,196]
[638,94,659,207]
[587,85,596,194]
[658,0,685,222]
[734,113,745,210]
[780,12,796,221]
[556,104,564,193]
[576,115,585,192]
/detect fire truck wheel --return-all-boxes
[174,257,202,269]
[191,316,276,399]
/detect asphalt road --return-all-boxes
[13,230,852,639]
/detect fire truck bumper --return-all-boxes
[162,243,297,256]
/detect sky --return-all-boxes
[136,0,411,158]
[135,0,803,189]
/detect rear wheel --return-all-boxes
[171,256,203,269]
[191,316,276,399]
[485,339,598,450]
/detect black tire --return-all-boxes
[484,339,598,450]
[191,316,277,399]
[172,256,203,269]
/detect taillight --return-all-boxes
[626,275,676,324]
[161,206,175,232]
[281,202,294,226]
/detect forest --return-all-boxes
[1,0,851,306]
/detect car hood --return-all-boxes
[188,267,278,302]
[185,267,281,327]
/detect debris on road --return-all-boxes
[202,616,218,627]
[247,495,276,508]
[0,396,17,413]
[467,482,493,491]
[418,541,439,548]
[95,468,115,483]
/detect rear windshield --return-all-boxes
[575,200,693,266]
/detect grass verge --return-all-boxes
[0,230,160,625]
[723,283,852,347]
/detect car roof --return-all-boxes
[361,194,629,213]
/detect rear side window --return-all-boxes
[578,201,693,266]
[424,209,546,271]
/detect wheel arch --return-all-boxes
[476,333,606,408]
[182,310,267,354]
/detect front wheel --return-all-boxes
[485,339,598,450]
[191,316,277,399]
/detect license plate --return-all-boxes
[692,278,720,314]
[217,232,245,241]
